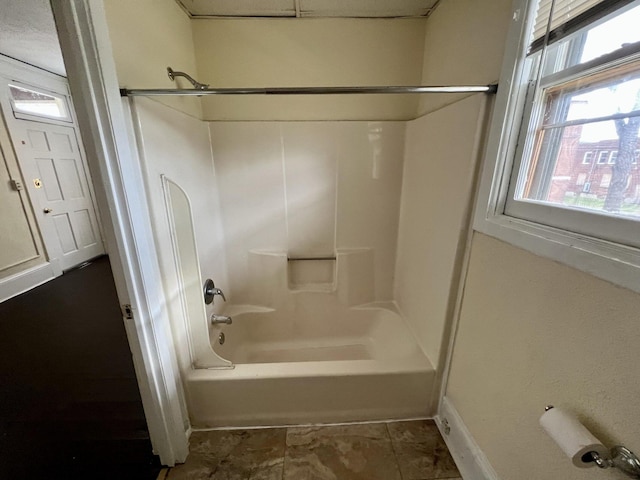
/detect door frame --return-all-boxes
[50,0,189,465]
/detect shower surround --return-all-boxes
[182,121,435,426]
[132,98,439,427]
[209,121,406,304]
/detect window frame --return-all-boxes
[474,0,640,293]
[7,80,73,125]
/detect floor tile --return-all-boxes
[284,424,402,480]
[387,420,460,480]
[166,428,286,480]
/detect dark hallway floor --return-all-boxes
[0,256,161,479]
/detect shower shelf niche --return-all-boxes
[287,257,336,292]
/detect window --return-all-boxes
[505,0,640,247]
[475,0,640,293]
[597,151,609,164]
[9,84,71,122]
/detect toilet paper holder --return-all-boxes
[545,406,640,478]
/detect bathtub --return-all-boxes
[185,296,435,428]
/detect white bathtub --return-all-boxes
[185,297,435,428]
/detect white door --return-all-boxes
[10,120,104,270]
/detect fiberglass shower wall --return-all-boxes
[209,121,405,305]
[128,97,230,372]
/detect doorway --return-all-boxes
[0,11,160,477]
[0,58,104,288]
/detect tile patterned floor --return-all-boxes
[162,420,461,480]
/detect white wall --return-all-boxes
[394,94,486,368]
[192,18,426,121]
[210,121,405,304]
[0,116,47,281]
[418,0,512,116]
[104,0,201,118]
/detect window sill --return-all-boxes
[474,212,640,294]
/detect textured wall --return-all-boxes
[0,0,64,76]
[0,118,47,281]
[192,18,426,120]
[104,0,201,118]
[447,233,640,480]
[418,0,512,115]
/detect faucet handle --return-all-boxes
[213,288,226,302]
[203,279,226,304]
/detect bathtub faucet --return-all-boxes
[211,314,232,325]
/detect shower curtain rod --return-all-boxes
[119,84,498,97]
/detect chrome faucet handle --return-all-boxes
[211,314,232,325]
[213,287,226,302]
[203,279,226,304]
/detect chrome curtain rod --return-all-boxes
[120,84,498,97]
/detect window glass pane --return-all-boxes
[9,84,69,120]
[517,116,640,218]
[580,5,640,62]
[542,76,640,126]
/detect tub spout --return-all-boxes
[211,314,232,325]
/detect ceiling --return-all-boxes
[0,0,65,76]
[176,0,440,18]
[0,0,439,80]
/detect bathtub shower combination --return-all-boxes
[193,252,434,427]
[162,176,435,428]
[134,73,493,429]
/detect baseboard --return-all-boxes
[435,396,499,480]
[0,262,57,303]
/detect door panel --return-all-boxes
[74,209,98,247]
[14,121,104,270]
[57,158,85,198]
[36,157,63,200]
[53,213,77,253]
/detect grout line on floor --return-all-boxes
[191,416,433,432]
[385,422,406,480]
[281,427,289,480]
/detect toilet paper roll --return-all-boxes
[540,407,609,468]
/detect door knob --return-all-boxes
[43,208,53,214]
